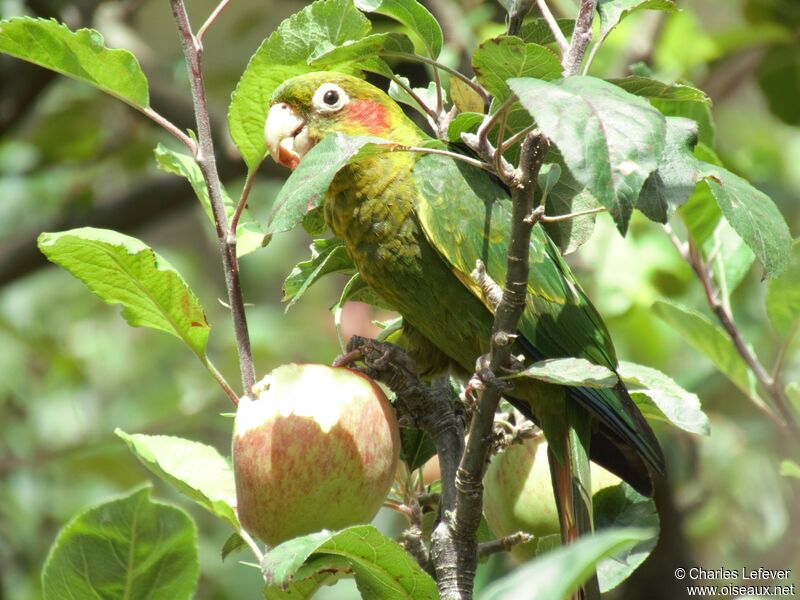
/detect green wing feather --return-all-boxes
[411,152,664,475]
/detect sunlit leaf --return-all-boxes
[597,0,677,39]
[512,358,619,388]
[116,430,239,530]
[282,238,355,310]
[262,525,438,599]
[355,0,443,58]
[154,145,267,257]
[619,361,709,435]
[267,134,393,235]
[473,37,561,103]
[637,117,701,223]
[651,300,758,399]
[0,17,149,108]
[309,32,414,66]
[38,228,210,358]
[699,163,792,278]
[510,76,666,234]
[42,487,198,600]
[482,528,653,600]
[594,485,659,592]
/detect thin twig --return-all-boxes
[501,124,536,152]
[228,167,259,244]
[433,66,444,118]
[562,0,598,76]
[142,107,196,153]
[197,0,230,46]
[433,133,549,600]
[665,224,797,432]
[394,146,493,173]
[382,52,489,103]
[478,532,535,558]
[387,73,439,124]
[773,323,799,382]
[536,0,569,54]
[204,358,240,405]
[541,206,607,222]
[170,0,256,401]
[240,529,264,564]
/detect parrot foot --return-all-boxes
[463,353,511,414]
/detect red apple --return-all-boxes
[233,363,400,546]
[483,436,620,561]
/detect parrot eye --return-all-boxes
[312,83,349,114]
[323,90,339,105]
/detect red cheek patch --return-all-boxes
[344,99,390,134]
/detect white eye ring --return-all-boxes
[312,83,349,114]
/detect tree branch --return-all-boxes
[478,532,535,558]
[169,0,255,401]
[433,133,549,600]
[562,0,597,76]
[536,0,569,54]
[664,225,798,434]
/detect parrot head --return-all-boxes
[265,72,425,169]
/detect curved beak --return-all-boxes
[264,103,315,170]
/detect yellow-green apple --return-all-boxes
[483,435,620,561]
[233,363,400,546]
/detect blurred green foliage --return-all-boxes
[1,0,798,598]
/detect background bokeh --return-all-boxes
[1,0,798,598]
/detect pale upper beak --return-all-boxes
[264,103,315,170]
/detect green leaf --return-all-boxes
[540,155,601,254]
[609,76,710,105]
[756,44,800,126]
[447,112,484,142]
[509,76,666,234]
[519,18,575,46]
[619,361,710,435]
[262,525,438,599]
[780,460,800,480]
[264,555,351,599]
[309,32,415,66]
[597,0,677,39]
[637,117,701,223]
[267,134,393,235]
[766,239,800,333]
[221,533,247,562]
[389,75,443,117]
[473,37,561,103]
[512,358,619,388]
[228,0,371,169]
[38,228,210,358]
[399,428,437,471]
[610,76,714,146]
[355,0,443,58]
[154,145,267,257]
[450,77,485,115]
[708,218,756,300]
[594,485,659,592]
[116,430,239,530]
[699,163,792,278]
[42,487,198,600]
[482,528,653,600]
[679,180,721,246]
[283,238,355,310]
[0,17,149,108]
[651,300,757,398]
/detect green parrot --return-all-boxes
[264,72,665,544]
